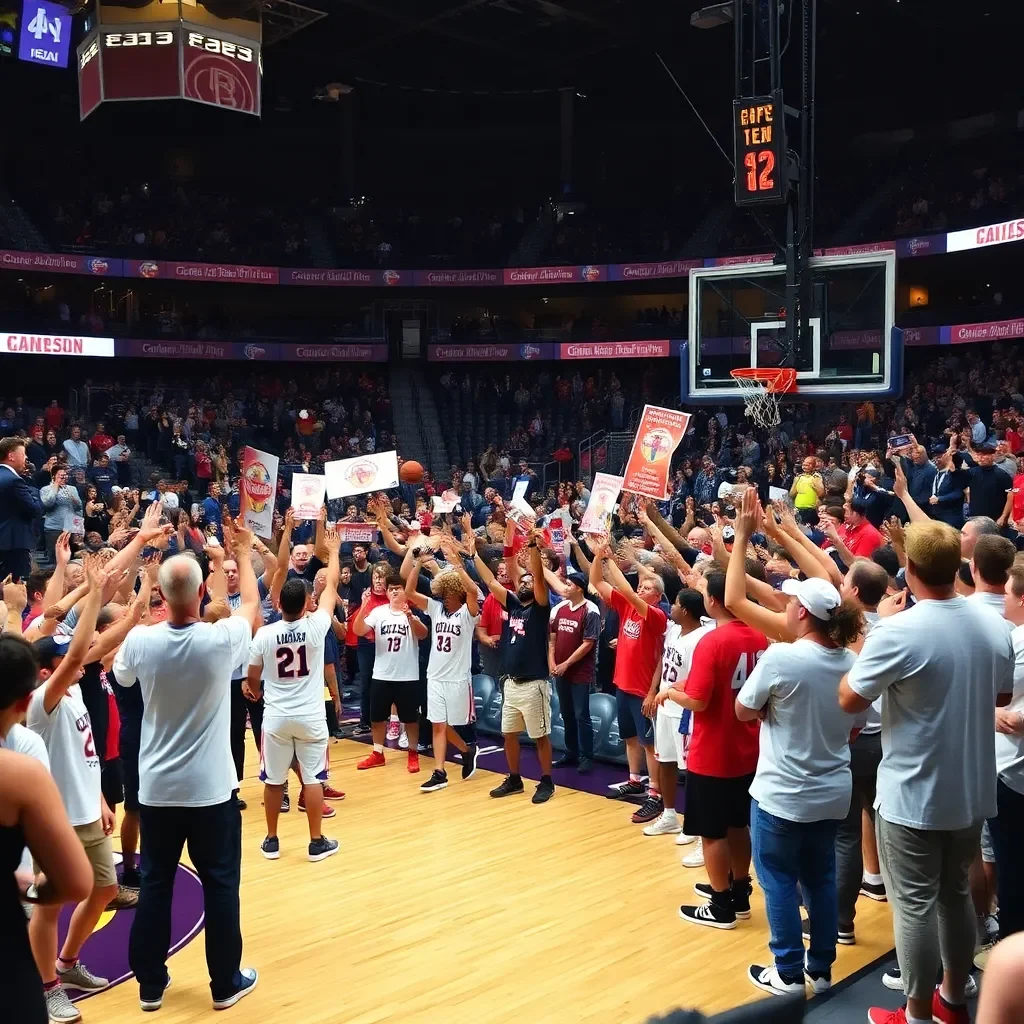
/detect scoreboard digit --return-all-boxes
[733,91,787,206]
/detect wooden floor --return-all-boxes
[90,736,894,1024]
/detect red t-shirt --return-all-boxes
[90,432,114,458]
[44,406,64,431]
[1007,429,1023,455]
[479,593,507,638]
[1013,473,1024,522]
[684,620,767,778]
[609,589,667,698]
[839,519,883,558]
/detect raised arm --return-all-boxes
[229,520,260,627]
[588,536,614,603]
[770,504,843,587]
[593,538,647,616]
[269,508,294,611]
[892,460,929,525]
[317,524,342,614]
[42,532,71,610]
[471,546,509,607]
[404,553,429,611]
[205,539,228,603]
[3,579,27,635]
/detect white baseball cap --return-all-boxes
[780,577,841,619]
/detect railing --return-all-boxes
[577,430,607,484]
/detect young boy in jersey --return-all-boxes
[247,526,342,863]
[404,541,481,792]
[352,572,429,772]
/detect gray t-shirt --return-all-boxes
[847,596,1015,830]
[738,639,857,822]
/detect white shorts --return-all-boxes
[260,717,329,786]
[427,677,474,727]
[654,707,687,766]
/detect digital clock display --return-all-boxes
[733,91,787,206]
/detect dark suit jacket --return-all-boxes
[0,466,43,551]
[928,466,970,528]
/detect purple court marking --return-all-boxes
[62,860,205,1003]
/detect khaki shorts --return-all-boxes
[501,678,551,739]
[34,819,117,889]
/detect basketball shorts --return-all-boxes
[369,677,420,724]
[260,717,329,787]
[654,707,688,766]
[501,677,551,739]
[427,676,475,727]
[683,770,756,840]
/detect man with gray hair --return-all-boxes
[113,524,261,1013]
[961,515,1000,561]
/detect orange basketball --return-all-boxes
[399,460,424,484]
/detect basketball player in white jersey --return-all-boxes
[247,526,341,863]
[404,540,481,791]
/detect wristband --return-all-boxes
[503,545,514,557]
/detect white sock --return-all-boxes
[389,713,399,723]
[373,743,384,754]
[662,807,679,820]
[863,871,883,885]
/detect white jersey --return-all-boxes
[364,605,421,681]
[26,685,101,826]
[425,598,479,683]
[659,619,716,721]
[250,609,332,721]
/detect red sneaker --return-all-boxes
[321,784,346,800]
[407,752,420,774]
[932,990,970,1024]
[867,1008,907,1024]
[357,750,386,770]
[297,797,337,818]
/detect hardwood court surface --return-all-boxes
[89,737,894,1024]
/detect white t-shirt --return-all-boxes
[1,724,50,873]
[996,624,1024,796]
[969,590,1011,617]
[26,685,101,827]
[364,605,420,681]
[859,610,882,736]
[660,619,715,722]
[249,609,332,721]
[425,598,479,683]
[113,617,252,808]
[738,640,857,822]
[847,596,1015,830]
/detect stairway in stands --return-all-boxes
[389,366,450,477]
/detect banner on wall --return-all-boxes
[324,450,400,500]
[4,332,115,357]
[240,446,279,538]
[291,473,326,520]
[579,473,624,537]
[622,405,691,500]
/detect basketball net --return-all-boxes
[730,368,797,429]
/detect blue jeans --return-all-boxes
[751,799,840,978]
[554,677,593,760]
[129,799,243,1002]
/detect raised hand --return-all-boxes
[885,516,906,550]
[55,532,72,567]
[230,517,254,553]
[892,460,908,499]
[3,577,27,613]
[323,524,341,553]
[734,486,761,539]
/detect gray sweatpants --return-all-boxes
[877,814,980,1002]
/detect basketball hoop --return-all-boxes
[730,367,798,428]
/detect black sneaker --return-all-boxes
[801,917,855,945]
[577,757,593,774]
[552,754,577,769]
[631,796,664,824]
[747,965,805,995]
[532,777,555,804]
[679,899,737,930]
[805,968,832,994]
[308,836,340,863]
[694,877,752,920]
[420,769,449,793]
[280,793,290,813]
[260,836,280,861]
[607,779,645,800]
[461,744,479,780]
[351,724,372,738]
[233,795,247,811]
[490,774,525,798]
[860,880,887,901]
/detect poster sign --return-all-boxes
[579,473,623,537]
[336,523,377,544]
[622,405,691,500]
[324,450,399,500]
[291,473,326,520]
[240,445,278,538]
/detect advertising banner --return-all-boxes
[946,217,1024,253]
[324,451,400,500]
[282,267,410,287]
[502,264,606,286]
[19,0,71,67]
[427,342,555,362]
[3,333,115,357]
[559,339,671,360]
[607,259,702,282]
[240,446,278,538]
[115,339,388,362]
[337,523,377,543]
[622,405,691,500]
[946,318,1024,344]
[291,473,326,520]
[579,473,624,537]
[413,268,502,287]
[0,250,121,276]
[124,259,279,283]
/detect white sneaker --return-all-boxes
[643,810,682,836]
[682,837,704,868]
[398,729,409,750]
[676,831,697,846]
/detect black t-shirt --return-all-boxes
[349,565,372,601]
[501,592,551,680]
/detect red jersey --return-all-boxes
[479,593,507,638]
[684,620,767,778]
[609,589,667,698]
[839,519,883,558]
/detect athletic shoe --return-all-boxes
[57,961,109,991]
[407,752,420,773]
[212,967,258,1010]
[747,965,804,996]
[140,973,172,1012]
[417,742,432,755]
[296,796,336,818]
[881,966,903,991]
[631,795,664,824]
[860,880,887,901]
[966,975,979,998]
[490,775,525,798]
[330,727,346,739]
[44,986,81,1022]
[801,917,854,945]
[308,836,340,863]
[607,778,646,799]
[398,729,410,750]
[386,717,401,741]
[804,968,832,994]
[421,769,448,792]
[350,724,372,738]
[233,796,247,811]
[974,943,994,971]
[983,912,1000,942]
[280,793,290,813]
[552,753,577,769]
[867,1007,907,1024]
[532,777,555,804]
[321,784,346,800]
[643,810,683,836]
[577,757,593,774]
[932,989,970,1024]
[461,744,479,780]
[676,831,697,846]
[357,750,386,770]
[260,836,280,860]
[678,899,736,930]
[106,884,140,910]
[682,837,705,868]
[694,879,752,920]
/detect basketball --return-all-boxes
[399,460,424,484]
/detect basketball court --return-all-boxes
[75,732,895,1024]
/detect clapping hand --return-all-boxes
[2,576,27,613]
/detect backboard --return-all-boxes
[682,250,901,403]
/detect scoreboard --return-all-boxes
[77,0,261,120]
[732,91,786,207]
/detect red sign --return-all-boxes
[622,405,691,500]
[559,340,671,360]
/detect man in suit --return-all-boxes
[893,439,936,522]
[0,436,43,580]
[927,443,969,530]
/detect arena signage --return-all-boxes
[3,333,115,357]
